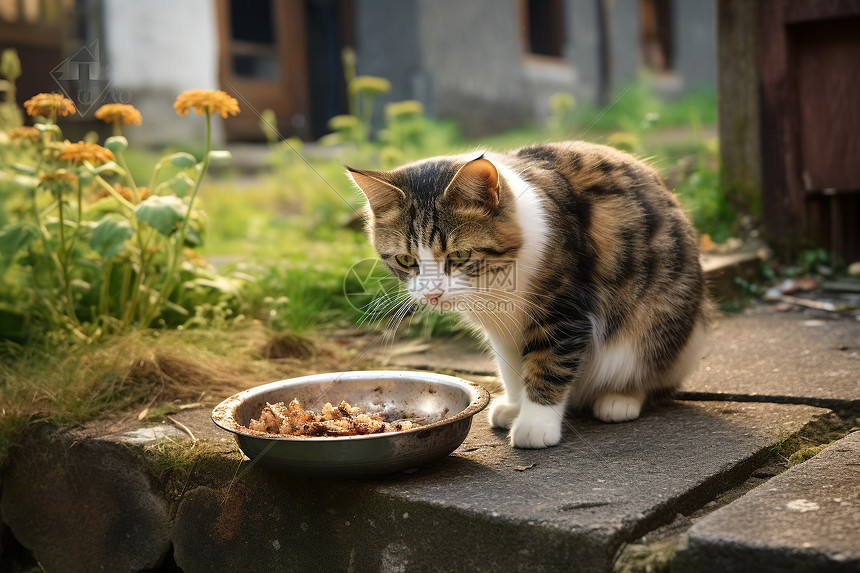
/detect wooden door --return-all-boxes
[759,0,860,261]
[216,0,310,141]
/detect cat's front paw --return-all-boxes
[510,415,562,449]
[592,391,645,423]
[489,399,520,429]
[508,401,565,448]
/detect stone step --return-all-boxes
[681,311,860,410]
[675,430,860,572]
[0,400,833,573]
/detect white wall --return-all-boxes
[103,0,223,145]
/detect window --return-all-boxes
[522,0,565,58]
[640,0,674,71]
[229,0,279,80]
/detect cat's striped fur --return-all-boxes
[348,141,708,448]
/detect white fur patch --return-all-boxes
[494,160,550,296]
[409,245,444,301]
[487,334,525,429]
[585,337,642,392]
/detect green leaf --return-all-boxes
[168,173,195,198]
[90,161,123,175]
[89,214,134,259]
[0,171,39,190]
[10,163,36,175]
[104,136,128,153]
[134,195,187,236]
[0,223,37,275]
[208,150,232,163]
[169,152,198,168]
[184,225,202,247]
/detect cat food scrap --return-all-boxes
[244,398,416,437]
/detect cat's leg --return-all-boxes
[507,358,571,448]
[592,389,646,423]
[506,332,584,448]
[488,338,524,429]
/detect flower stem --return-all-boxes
[54,193,79,327]
[141,111,212,328]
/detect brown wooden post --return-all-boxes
[716,0,762,222]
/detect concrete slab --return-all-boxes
[0,429,171,573]
[683,311,860,409]
[676,430,860,573]
[386,337,497,375]
[169,400,829,573]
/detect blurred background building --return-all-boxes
[0,0,716,143]
[2,0,857,260]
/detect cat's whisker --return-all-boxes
[462,292,525,347]
[357,292,412,328]
[469,288,545,329]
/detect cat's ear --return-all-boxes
[346,166,406,215]
[444,155,500,209]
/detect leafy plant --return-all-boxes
[0,88,244,341]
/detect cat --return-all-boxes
[347,141,708,449]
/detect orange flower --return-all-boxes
[23,93,76,118]
[95,103,142,126]
[92,184,151,204]
[59,141,115,165]
[9,126,40,142]
[173,89,240,118]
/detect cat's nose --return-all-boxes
[424,291,443,301]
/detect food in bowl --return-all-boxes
[242,398,416,437]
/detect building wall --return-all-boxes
[354,0,719,138]
[674,0,717,90]
[418,0,533,136]
[610,0,642,93]
[567,0,600,104]
[354,0,423,106]
[102,0,221,144]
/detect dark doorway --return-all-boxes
[305,0,354,139]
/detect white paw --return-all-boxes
[509,401,566,449]
[592,392,644,423]
[489,399,520,429]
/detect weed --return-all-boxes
[146,436,200,475]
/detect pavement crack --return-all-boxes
[558,501,613,511]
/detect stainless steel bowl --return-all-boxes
[211,370,490,477]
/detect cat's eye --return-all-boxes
[394,254,418,268]
[447,250,471,266]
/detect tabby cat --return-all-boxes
[347,142,707,449]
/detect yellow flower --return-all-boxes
[607,131,639,151]
[9,126,40,143]
[350,76,391,96]
[173,89,240,118]
[95,103,142,126]
[23,93,76,118]
[386,100,424,120]
[59,141,115,165]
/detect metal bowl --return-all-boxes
[211,370,490,477]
